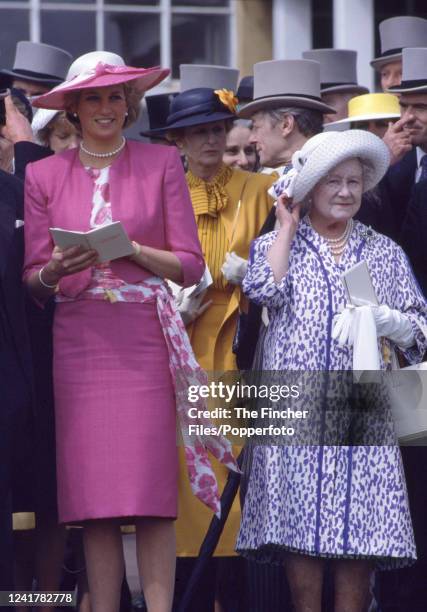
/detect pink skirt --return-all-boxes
[53,300,178,523]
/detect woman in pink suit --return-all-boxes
[23,51,205,612]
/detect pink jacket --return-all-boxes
[24,141,204,297]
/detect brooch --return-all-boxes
[359,225,377,242]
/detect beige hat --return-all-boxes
[179,64,239,93]
[290,130,390,203]
[303,49,369,95]
[387,47,427,94]
[238,59,336,119]
[371,16,427,70]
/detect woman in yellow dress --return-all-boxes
[165,85,274,581]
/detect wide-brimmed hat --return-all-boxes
[32,50,170,110]
[0,41,72,86]
[180,64,239,93]
[290,130,390,203]
[302,49,369,95]
[325,93,400,130]
[164,87,236,131]
[140,92,178,138]
[238,59,335,119]
[31,108,60,140]
[387,47,427,94]
[371,16,427,70]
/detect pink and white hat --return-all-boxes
[32,51,170,110]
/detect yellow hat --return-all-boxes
[325,93,400,130]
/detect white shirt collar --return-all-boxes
[416,146,426,168]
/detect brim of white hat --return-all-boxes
[321,84,370,95]
[292,129,390,203]
[370,52,402,70]
[31,108,60,136]
[32,66,170,110]
[238,95,336,119]
[325,111,401,128]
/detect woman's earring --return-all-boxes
[73,113,78,118]
[125,111,129,117]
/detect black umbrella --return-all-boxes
[177,449,245,612]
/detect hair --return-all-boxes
[261,106,324,137]
[64,82,141,132]
[37,112,75,147]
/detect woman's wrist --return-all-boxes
[39,264,61,289]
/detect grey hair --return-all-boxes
[261,106,324,137]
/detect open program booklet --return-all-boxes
[49,222,134,263]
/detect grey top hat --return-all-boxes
[0,41,72,84]
[238,59,335,119]
[302,49,369,95]
[180,64,239,93]
[371,16,427,70]
[387,47,427,94]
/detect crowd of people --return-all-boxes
[1,12,427,612]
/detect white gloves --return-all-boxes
[176,289,212,326]
[372,305,415,348]
[333,303,415,349]
[221,252,248,285]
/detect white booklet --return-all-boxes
[49,221,134,263]
[342,260,379,306]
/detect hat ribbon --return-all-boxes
[65,61,158,88]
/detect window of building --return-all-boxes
[0,0,235,80]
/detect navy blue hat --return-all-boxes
[236,76,254,102]
[164,87,236,131]
[140,92,178,138]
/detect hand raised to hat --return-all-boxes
[383,116,413,166]
[276,194,301,240]
[0,94,34,144]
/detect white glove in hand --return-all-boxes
[177,289,212,326]
[373,305,415,348]
[221,252,248,285]
[332,304,415,349]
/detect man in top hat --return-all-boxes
[389,47,427,289]
[380,47,427,237]
[0,41,72,98]
[377,45,427,612]
[239,58,334,214]
[371,17,427,169]
[303,49,369,123]
[371,16,427,92]
[235,59,334,370]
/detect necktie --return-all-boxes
[419,154,427,182]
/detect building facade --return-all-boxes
[0,0,426,91]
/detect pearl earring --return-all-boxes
[73,113,78,118]
[125,112,129,117]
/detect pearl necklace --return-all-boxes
[307,217,353,257]
[80,137,126,158]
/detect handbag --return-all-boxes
[388,359,427,443]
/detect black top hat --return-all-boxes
[164,87,236,131]
[0,41,72,86]
[236,76,254,102]
[140,92,178,138]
